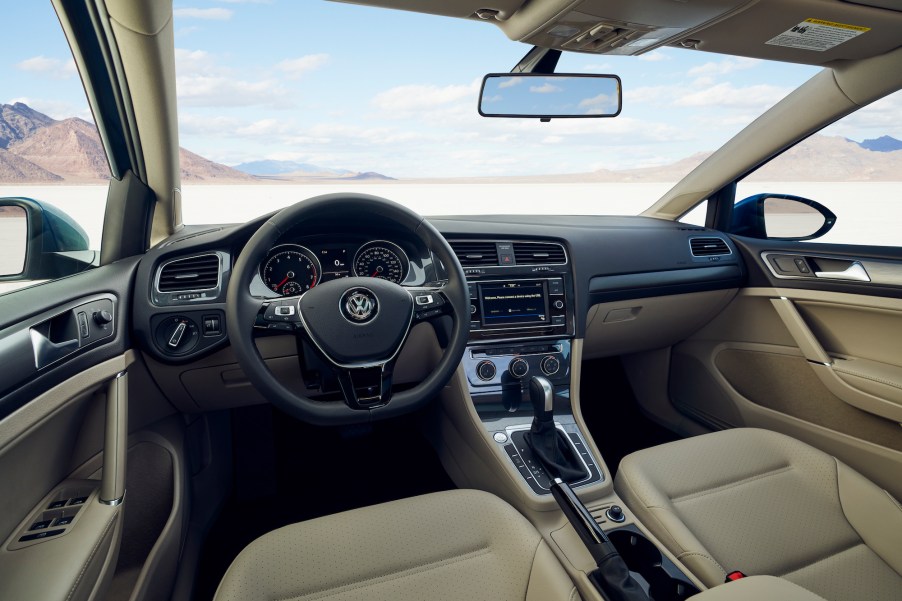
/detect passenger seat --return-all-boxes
[614,428,902,601]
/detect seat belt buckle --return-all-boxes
[725,570,747,583]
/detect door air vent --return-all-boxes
[449,241,499,266]
[689,237,731,257]
[512,241,567,265]
[157,254,221,292]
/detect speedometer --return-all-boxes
[353,241,409,284]
[260,244,321,296]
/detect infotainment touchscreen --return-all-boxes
[479,281,549,327]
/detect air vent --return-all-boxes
[157,254,220,292]
[513,241,567,265]
[449,241,499,267]
[689,237,731,257]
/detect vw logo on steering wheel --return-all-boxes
[341,287,378,323]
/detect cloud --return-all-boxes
[173,8,233,20]
[175,49,218,75]
[276,54,329,79]
[7,97,91,121]
[498,77,522,89]
[529,83,562,94]
[676,82,791,110]
[638,51,670,62]
[177,75,291,108]
[543,135,564,144]
[372,81,479,111]
[687,57,760,77]
[15,56,76,79]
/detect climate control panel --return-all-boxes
[463,341,570,389]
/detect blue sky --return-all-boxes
[3,1,900,178]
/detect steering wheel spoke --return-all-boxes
[409,283,453,323]
[254,296,303,333]
[334,360,396,410]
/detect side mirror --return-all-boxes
[731,194,836,241]
[0,197,96,282]
[479,73,622,120]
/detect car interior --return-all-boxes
[0,1,900,601]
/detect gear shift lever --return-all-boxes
[525,376,587,483]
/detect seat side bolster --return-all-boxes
[615,464,727,587]
[525,540,582,601]
[835,459,902,576]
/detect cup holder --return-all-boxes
[607,526,700,601]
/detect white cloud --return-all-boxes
[7,97,91,121]
[372,81,479,111]
[15,56,76,79]
[529,83,562,94]
[276,54,329,79]
[543,135,564,144]
[498,77,522,89]
[676,82,791,110]
[638,51,670,62]
[175,49,218,76]
[174,8,233,20]
[176,75,291,108]
[687,57,760,77]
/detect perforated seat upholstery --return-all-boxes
[213,489,580,601]
[615,428,902,601]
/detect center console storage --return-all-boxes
[606,526,700,601]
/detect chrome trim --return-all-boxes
[448,239,569,266]
[814,261,870,282]
[688,236,733,258]
[99,496,124,507]
[762,251,878,282]
[260,244,323,294]
[352,239,410,283]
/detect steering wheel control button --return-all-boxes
[509,357,529,378]
[493,432,509,444]
[476,360,497,381]
[341,287,379,324]
[415,294,434,306]
[606,505,626,523]
[541,355,561,376]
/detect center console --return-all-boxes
[456,240,603,495]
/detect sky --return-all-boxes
[2,0,901,178]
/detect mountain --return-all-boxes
[856,135,902,153]
[8,117,111,181]
[0,148,63,182]
[747,134,902,181]
[232,159,352,177]
[0,103,256,184]
[0,102,55,149]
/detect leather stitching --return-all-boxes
[278,545,493,601]
[65,510,119,601]
[671,465,793,504]
[832,367,902,390]
[676,551,727,579]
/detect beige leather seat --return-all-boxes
[213,489,580,601]
[615,428,902,601]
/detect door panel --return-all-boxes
[668,237,902,500]
[0,260,139,601]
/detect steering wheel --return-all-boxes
[225,193,470,425]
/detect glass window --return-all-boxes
[735,89,902,246]
[0,3,108,294]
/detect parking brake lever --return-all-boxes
[550,479,650,601]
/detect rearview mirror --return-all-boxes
[479,73,621,119]
[731,194,836,241]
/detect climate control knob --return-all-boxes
[509,357,529,379]
[476,360,497,381]
[541,355,561,376]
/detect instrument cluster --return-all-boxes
[258,238,414,297]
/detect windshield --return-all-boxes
[169,2,840,222]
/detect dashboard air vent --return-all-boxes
[449,241,499,267]
[158,254,220,292]
[689,237,731,257]
[512,242,567,265]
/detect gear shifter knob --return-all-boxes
[529,376,554,423]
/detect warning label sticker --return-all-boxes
[766,18,870,51]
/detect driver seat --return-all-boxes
[213,489,581,601]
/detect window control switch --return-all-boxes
[30,519,53,531]
[68,496,88,506]
[47,500,67,509]
[53,516,74,527]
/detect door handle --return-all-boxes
[30,329,80,369]
[814,261,870,282]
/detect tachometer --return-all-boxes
[353,241,409,284]
[260,244,321,296]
